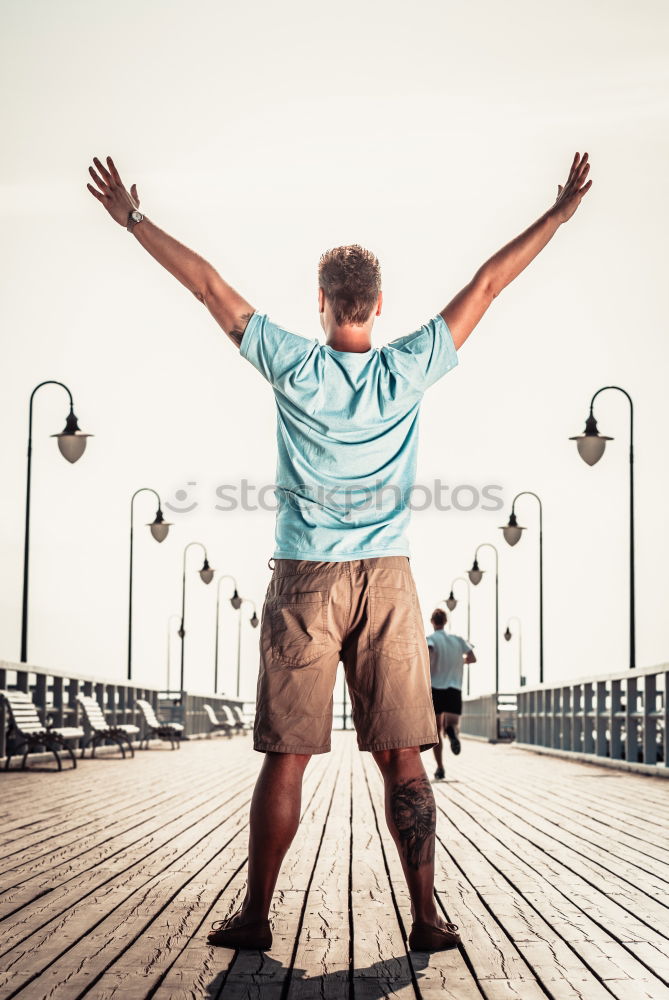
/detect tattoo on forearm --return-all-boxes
[390,776,436,870]
[229,312,254,348]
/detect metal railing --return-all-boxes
[516,662,668,770]
[0,660,250,760]
[461,693,517,742]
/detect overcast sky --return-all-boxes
[1,0,667,700]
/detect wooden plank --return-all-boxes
[434,786,669,999]
[5,745,323,1000]
[452,772,669,928]
[287,735,352,999]
[458,757,669,878]
[349,746,414,997]
[0,770,261,994]
[362,753,520,1000]
[1,732,668,999]
[0,762,251,885]
[149,748,335,999]
[0,766,258,918]
[218,746,342,999]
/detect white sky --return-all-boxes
[1,0,668,700]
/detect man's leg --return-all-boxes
[432,712,446,776]
[208,751,310,944]
[372,746,458,947]
[444,712,461,755]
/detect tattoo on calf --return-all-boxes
[390,776,436,870]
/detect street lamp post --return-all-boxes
[236,598,259,698]
[166,613,181,692]
[341,667,348,730]
[445,576,472,695]
[214,574,242,694]
[499,490,544,683]
[21,381,92,663]
[468,543,500,694]
[128,488,172,681]
[504,616,524,687]
[570,386,635,670]
[179,542,215,691]
[445,576,471,641]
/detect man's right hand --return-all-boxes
[86,155,141,227]
[550,151,592,225]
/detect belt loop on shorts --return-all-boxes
[267,557,276,571]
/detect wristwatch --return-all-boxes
[127,209,144,232]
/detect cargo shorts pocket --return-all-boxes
[268,589,329,667]
[369,584,419,660]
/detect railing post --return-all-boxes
[596,680,607,757]
[572,684,582,753]
[52,676,64,727]
[610,679,623,760]
[529,689,536,745]
[561,686,571,751]
[625,676,638,764]
[663,670,669,769]
[35,673,48,726]
[118,685,127,725]
[583,682,594,754]
[68,678,80,727]
[642,673,656,765]
[107,685,116,726]
[0,665,6,759]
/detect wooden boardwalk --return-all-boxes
[1,733,668,1000]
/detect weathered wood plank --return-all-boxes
[446,775,669,936]
[149,749,335,999]
[1,732,668,1000]
[362,753,520,1000]
[434,785,669,999]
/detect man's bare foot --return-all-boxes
[408,914,461,951]
[207,909,273,950]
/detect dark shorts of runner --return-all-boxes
[431,686,463,716]
[253,555,439,755]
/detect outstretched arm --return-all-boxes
[441,152,592,350]
[86,155,255,348]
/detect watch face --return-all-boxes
[131,211,142,222]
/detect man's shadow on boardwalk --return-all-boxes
[205,951,431,998]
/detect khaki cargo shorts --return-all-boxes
[253,556,438,755]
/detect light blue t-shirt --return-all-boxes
[240,311,459,561]
[427,630,472,690]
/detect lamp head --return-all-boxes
[504,626,512,641]
[52,409,92,464]
[569,412,613,466]
[445,591,457,612]
[199,558,215,584]
[501,510,524,546]
[230,588,242,610]
[468,558,483,586]
[148,508,172,543]
[250,612,259,628]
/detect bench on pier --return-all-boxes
[0,689,84,771]
[76,694,140,759]
[135,699,184,749]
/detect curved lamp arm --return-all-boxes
[217,573,241,609]
[469,542,498,581]
[22,381,91,662]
